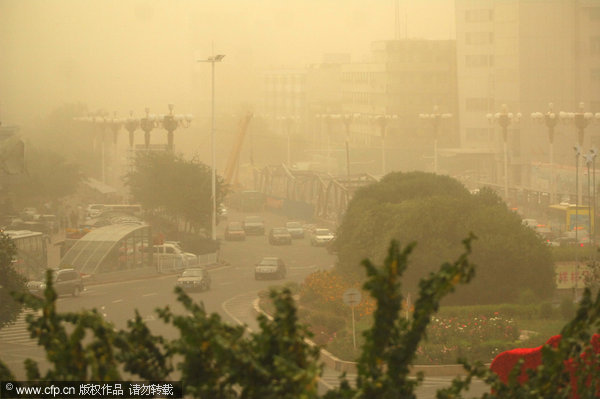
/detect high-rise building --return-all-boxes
[456,0,600,192]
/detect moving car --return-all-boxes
[310,228,335,246]
[242,215,265,235]
[27,268,84,297]
[285,221,305,239]
[224,221,246,241]
[175,267,211,291]
[254,256,287,280]
[268,227,292,245]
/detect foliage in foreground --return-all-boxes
[0,233,27,328]
[0,236,599,398]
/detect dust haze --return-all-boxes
[0,0,454,128]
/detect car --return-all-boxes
[27,268,84,297]
[285,221,305,239]
[269,227,292,245]
[224,221,246,241]
[164,241,199,266]
[254,257,287,280]
[175,267,211,291]
[242,215,265,235]
[310,228,335,246]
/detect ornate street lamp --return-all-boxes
[419,105,452,174]
[124,111,139,148]
[159,104,192,151]
[140,108,158,149]
[371,114,398,176]
[487,104,521,199]
[277,115,299,167]
[341,114,360,177]
[560,102,597,206]
[531,103,560,203]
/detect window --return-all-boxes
[465,9,493,23]
[466,32,494,45]
[466,54,493,67]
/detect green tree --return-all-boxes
[334,172,554,304]
[124,151,227,234]
[0,233,26,329]
[11,145,82,207]
[2,238,598,398]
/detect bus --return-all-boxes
[547,203,594,233]
[4,230,48,279]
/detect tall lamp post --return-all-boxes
[277,115,298,167]
[372,114,398,176]
[560,103,598,208]
[198,54,225,241]
[140,108,158,149]
[341,114,359,177]
[160,104,192,151]
[419,105,452,174]
[531,103,560,203]
[487,104,521,200]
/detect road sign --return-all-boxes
[343,288,362,306]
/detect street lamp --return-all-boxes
[197,54,225,241]
[159,104,193,151]
[419,106,452,174]
[371,114,398,176]
[124,111,140,148]
[341,114,360,177]
[531,103,560,203]
[277,115,299,167]
[140,108,158,149]
[487,104,521,199]
[560,102,597,207]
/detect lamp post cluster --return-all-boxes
[277,115,299,168]
[75,105,192,184]
[371,114,398,176]
[419,106,452,174]
[531,103,560,203]
[487,104,522,199]
[559,103,600,250]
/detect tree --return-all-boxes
[0,233,27,329]
[124,151,227,234]
[11,145,82,207]
[333,172,555,304]
[1,238,599,398]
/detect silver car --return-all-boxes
[254,257,287,280]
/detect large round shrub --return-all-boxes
[333,172,554,305]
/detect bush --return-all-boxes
[538,302,555,319]
[560,297,576,319]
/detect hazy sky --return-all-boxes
[0,0,455,124]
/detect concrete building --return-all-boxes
[456,0,600,197]
[341,39,459,174]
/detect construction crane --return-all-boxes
[223,112,253,188]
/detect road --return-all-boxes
[0,210,489,398]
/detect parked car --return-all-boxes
[269,227,292,245]
[310,228,335,246]
[27,268,84,297]
[224,221,246,241]
[285,221,305,239]
[254,256,287,280]
[242,215,265,235]
[175,267,211,291]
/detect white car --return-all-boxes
[310,228,335,246]
[285,221,305,239]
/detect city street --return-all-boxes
[0,210,488,397]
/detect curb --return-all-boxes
[252,297,482,377]
[82,262,224,286]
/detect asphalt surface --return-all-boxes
[0,209,490,397]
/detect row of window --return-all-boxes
[341,71,377,83]
[465,9,493,23]
[466,54,494,68]
[466,32,494,45]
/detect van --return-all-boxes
[143,243,194,271]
